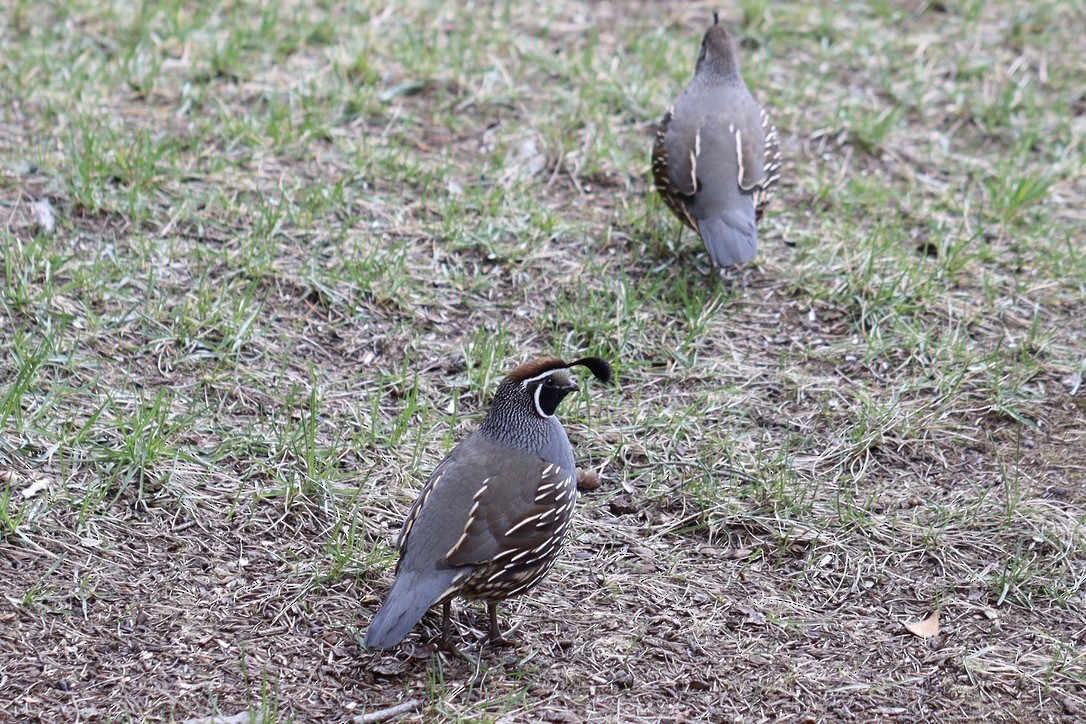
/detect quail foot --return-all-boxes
[364,356,612,650]
[653,13,781,272]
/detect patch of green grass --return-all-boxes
[0,483,30,539]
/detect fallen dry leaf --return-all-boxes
[904,611,940,638]
[575,467,601,490]
[21,476,50,499]
[32,198,56,236]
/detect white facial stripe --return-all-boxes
[519,367,566,388]
[533,384,554,418]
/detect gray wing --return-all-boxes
[660,108,699,198]
[442,455,575,568]
[397,433,574,572]
[678,99,766,268]
[652,108,699,230]
[668,86,771,207]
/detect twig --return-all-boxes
[182,713,250,724]
[352,699,423,723]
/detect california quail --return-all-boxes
[652,13,781,270]
[364,356,612,649]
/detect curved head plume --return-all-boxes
[488,356,613,421]
[503,356,612,386]
[566,356,612,384]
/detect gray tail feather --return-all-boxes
[697,213,758,269]
[363,568,459,649]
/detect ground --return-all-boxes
[1,0,1084,721]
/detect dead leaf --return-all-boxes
[904,611,939,638]
[367,658,407,677]
[575,467,601,490]
[1062,372,1082,395]
[737,605,767,626]
[21,476,50,498]
[32,198,56,236]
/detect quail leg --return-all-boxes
[487,602,513,647]
[714,263,754,286]
[436,600,460,654]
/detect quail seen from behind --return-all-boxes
[653,13,781,271]
[364,356,612,649]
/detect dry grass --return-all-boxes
[1,0,1084,721]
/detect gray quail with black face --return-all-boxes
[653,13,781,271]
[364,356,612,649]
